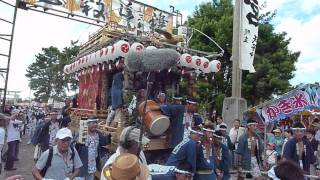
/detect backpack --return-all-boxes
[40,146,75,177]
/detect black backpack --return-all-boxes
[40,146,75,177]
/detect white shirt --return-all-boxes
[100,147,147,180]
[0,127,5,144]
[7,119,23,142]
[266,149,277,165]
[229,127,239,144]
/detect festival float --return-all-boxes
[59,0,224,174]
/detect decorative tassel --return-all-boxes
[91,67,94,74]
[205,76,208,80]
[26,0,37,4]
[182,69,185,75]
[97,65,100,72]
[65,0,80,12]
[212,75,214,80]
[168,68,171,72]
[109,64,112,70]
[102,64,105,71]
[116,60,120,67]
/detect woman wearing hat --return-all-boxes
[282,121,315,174]
[268,127,284,155]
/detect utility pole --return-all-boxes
[222,0,247,128]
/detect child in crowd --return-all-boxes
[264,143,277,170]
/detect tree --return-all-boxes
[186,0,299,113]
[26,45,79,102]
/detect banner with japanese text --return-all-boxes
[239,0,259,73]
[256,84,320,124]
[22,0,173,34]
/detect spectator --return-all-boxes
[149,161,193,180]
[5,111,23,171]
[217,123,233,151]
[229,119,240,147]
[306,128,318,175]
[282,121,315,174]
[267,160,304,180]
[0,113,7,172]
[27,114,37,144]
[281,127,293,156]
[76,118,109,180]
[216,116,223,126]
[32,128,83,180]
[32,111,60,152]
[102,153,149,180]
[264,143,277,170]
[100,126,150,180]
[236,119,263,178]
[269,128,284,155]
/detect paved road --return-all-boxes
[0,137,34,180]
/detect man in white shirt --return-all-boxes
[5,112,23,171]
[100,126,150,180]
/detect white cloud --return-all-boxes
[275,14,320,85]
[302,0,320,12]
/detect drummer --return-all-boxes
[156,92,166,105]
[160,97,199,147]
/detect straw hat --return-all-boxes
[103,153,149,180]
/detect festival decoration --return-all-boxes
[191,56,201,70]
[200,57,210,73]
[130,42,145,52]
[209,60,221,73]
[114,40,130,58]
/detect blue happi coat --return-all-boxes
[166,138,198,173]
[194,144,216,180]
[213,143,231,180]
[283,137,316,173]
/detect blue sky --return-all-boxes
[0,0,319,99]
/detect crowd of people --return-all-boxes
[0,95,319,180]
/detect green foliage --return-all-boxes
[186,0,299,113]
[26,45,79,102]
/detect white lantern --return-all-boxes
[192,56,202,69]
[200,57,210,73]
[209,60,221,73]
[107,46,115,62]
[180,53,192,67]
[114,40,130,58]
[101,48,108,63]
[146,46,157,50]
[130,42,144,52]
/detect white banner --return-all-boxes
[239,0,259,73]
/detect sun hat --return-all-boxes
[103,153,149,180]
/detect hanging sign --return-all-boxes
[239,0,259,73]
[22,0,173,34]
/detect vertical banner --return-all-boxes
[239,0,259,73]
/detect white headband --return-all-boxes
[267,166,280,180]
[212,132,223,139]
[175,168,194,176]
[173,96,182,100]
[291,128,306,131]
[247,122,258,126]
[203,128,214,133]
[188,126,203,135]
[186,100,197,104]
